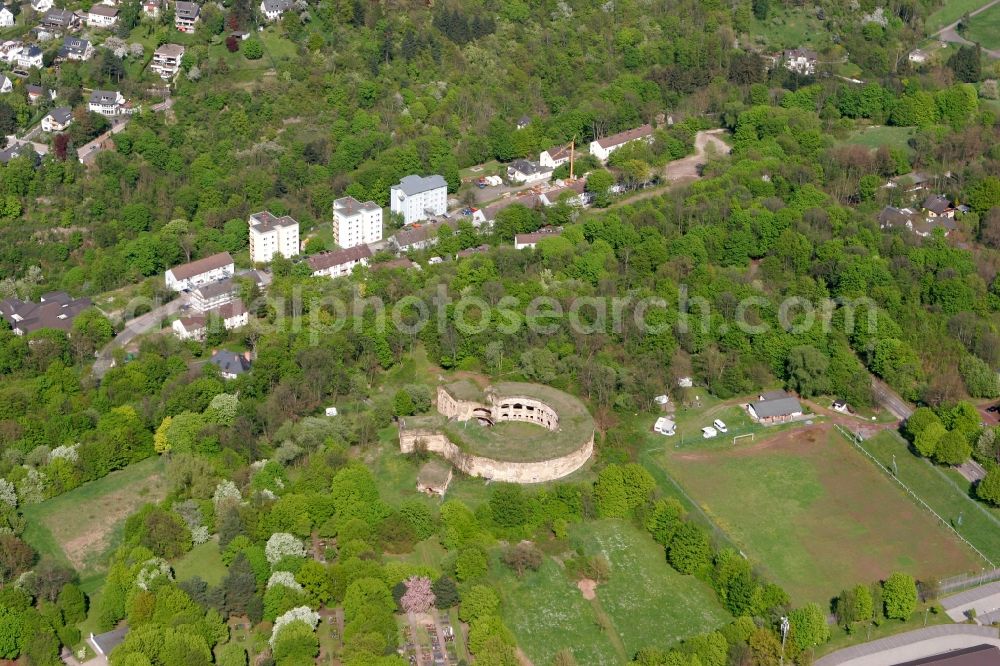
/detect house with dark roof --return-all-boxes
[26,84,54,105]
[16,45,43,69]
[41,106,72,132]
[308,245,372,279]
[174,1,199,31]
[539,143,572,169]
[0,142,38,165]
[164,252,235,291]
[922,194,955,219]
[209,349,252,379]
[507,158,553,184]
[42,8,81,31]
[59,36,92,60]
[589,124,654,162]
[86,3,118,27]
[0,291,92,336]
[88,627,129,657]
[260,0,292,20]
[879,205,955,238]
[748,394,803,424]
[784,47,818,75]
[894,644,1000,666]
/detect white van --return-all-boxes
[713,419,728,433]
[702,426,718,439]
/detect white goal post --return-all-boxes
[732,433,754,446]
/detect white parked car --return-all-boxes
[713,419,728,433]
[702,426,718,439]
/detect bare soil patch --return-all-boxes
[577,578,598,600]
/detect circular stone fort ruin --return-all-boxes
[398,380,595,484]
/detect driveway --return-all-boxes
[92,295,185,379]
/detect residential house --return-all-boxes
[41,8,80,31]
[908,49,928,65]
[885,171,931,194]
[16,45,43,68]
[88,628,128,658]
[172,299,248,340]
[747,393,803,424]
[86,3,118,27]
[389,219,456,253]
[188,270,264,311]
[260,0,291,20]
[922,194,955,219]
[390,174,448,225]
[783,47,817,75]
[0,75,11,93]
[59,36,93,60]
[30,0,53,13]
[0,40,21,64]
[0,291,92,335]
[150,42,183,78]
[0,7,14,27]
[0,142,35,164]
[174,1,199,32]
[333,196,382,248]
[26,84,55,104]
[209,349,251,379]
[879,204,956,237]
[164,251,235,291]
[248,211,299,263]
[141,0,160,16]
[539,144,572,169]
[41,106,72,132]
[514,226,562,250]
[589,124,654,163]
[540,180,586,207]
[308,245,372,279]
[506,158,553,184]
[88,89,133,115]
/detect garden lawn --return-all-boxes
[859,431,1000,565]
[21,456,167,574]
[842,126,916,153]
[964,3,1000,50]
[174,538,228,586]
[926,0,995,33]
[655,426,981,605]
[569,521,731,657]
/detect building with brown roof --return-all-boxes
[165,252,235,291]
[589,124,654,162]
[308,245,372,279]
[0,291,92,336]
[514,227,563,250]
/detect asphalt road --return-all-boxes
[870,376,914,421]
[92,295,185,379]
[932,0,1000,58]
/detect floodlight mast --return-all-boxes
[779,616,790,666]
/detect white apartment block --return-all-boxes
[248,211,299,263]
[333,196,382,248]
[390,174,447,225]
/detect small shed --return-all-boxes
[416,460,453,497]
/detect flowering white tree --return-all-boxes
[135,558,174,591]
[129,43,144,58]
[265,532,306,564]
[270,606,320,646]
[48,444,79,463]
[267,571,303,591]
[0,479,16,508]
[16,467,47,504]
[212,480,242,509]
[206,393,239,425]
[401,576,435,613]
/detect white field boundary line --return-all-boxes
[833,424,995,568]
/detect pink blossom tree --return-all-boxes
[401,576,435,613]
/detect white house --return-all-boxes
[540,180,586,207]
[589,124,654,163]
[307,245,372,279]
[248,211,299,263]
[333,196,382,248]
[507,158,553,184]
[16,45,43,68]
[539,144,572,169]
[783,47,817,75]
[0,8,14,27]
[174,1,199,31]
[30,0,52,12]
[174,299,250,340]
[41,107,72,132]
[142,0,160,16]
[150,42,184,78]
[88,89,134,115]
[390,174,448,225]
[260,0,291,20]
[514,227,562,250]
[164,252,235,291]
[86,3,118,27]
[0,76,11,93]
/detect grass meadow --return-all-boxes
[963,3,1000,50]
[842,126,916,153]
[926,0,993,33]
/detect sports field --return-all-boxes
[498,521,729,665]
[656,425,981,604]
[21,456,167,573]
